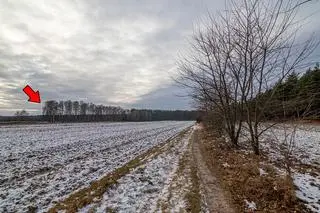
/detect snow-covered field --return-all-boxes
[261,124,320,167]
[0,121,193,212]
[80,128,193,212]
[260,124,320,212]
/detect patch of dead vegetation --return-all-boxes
[185,156,201,213]
[48,128,190,213]
[198,129,311,213]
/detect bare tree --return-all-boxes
[178,0,317,153]
[231,0,317,154]
[178,22,244,146]
[43,100,58,122]
[64,100,73,115]
[95,105,103,115]
[267,92,314,175]
[87,103,95,115]
[72,101,80,115]
[80,101,88,115]
[58,101,64,115]
[14,110,29,116]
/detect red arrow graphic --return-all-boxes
[23,85,41,103]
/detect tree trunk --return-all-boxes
[252,136,260,155]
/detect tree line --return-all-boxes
[1,100,199,123]
[42,100,125,116]
[255,64,320,120]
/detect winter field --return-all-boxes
[260,124,320,212]
[0,121,193,212]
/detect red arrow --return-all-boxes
[23,85,41,103]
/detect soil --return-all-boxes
[191,129,235,213]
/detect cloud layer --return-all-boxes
[0,0,319,115]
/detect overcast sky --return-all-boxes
[0,0,319,115]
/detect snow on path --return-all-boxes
[0,121,193,212]
[154,129,209,213]
[79,128,193,213]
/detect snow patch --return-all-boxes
[259,168,268,176]
[294,172,320,213]
[222,162,230,168]
[245,199,257,211]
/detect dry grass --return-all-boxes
[184,138,201,213]
[184,160,201,213]
[198,129,311,213]
[48,128,190,213]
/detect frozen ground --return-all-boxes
[261,124,320,166]
[79,125,211,213]
[0,121,193,212]
[260,124,320,212]
[79,128,193,213]
[294,172,320,212]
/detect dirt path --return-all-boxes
[191,129,235,213]
[50,127,235,213]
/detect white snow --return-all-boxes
[222,162,230,168]
[258,124,320,213]
[259,168,268,176]
[244,199,257,211]
[294,172,320,213]
[0,121,193,212]
[260,124,320,166]
[79,128,192,212]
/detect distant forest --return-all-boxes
[1,100,199,123]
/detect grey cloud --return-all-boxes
[128,84,193,110]
[0,0,319,115]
